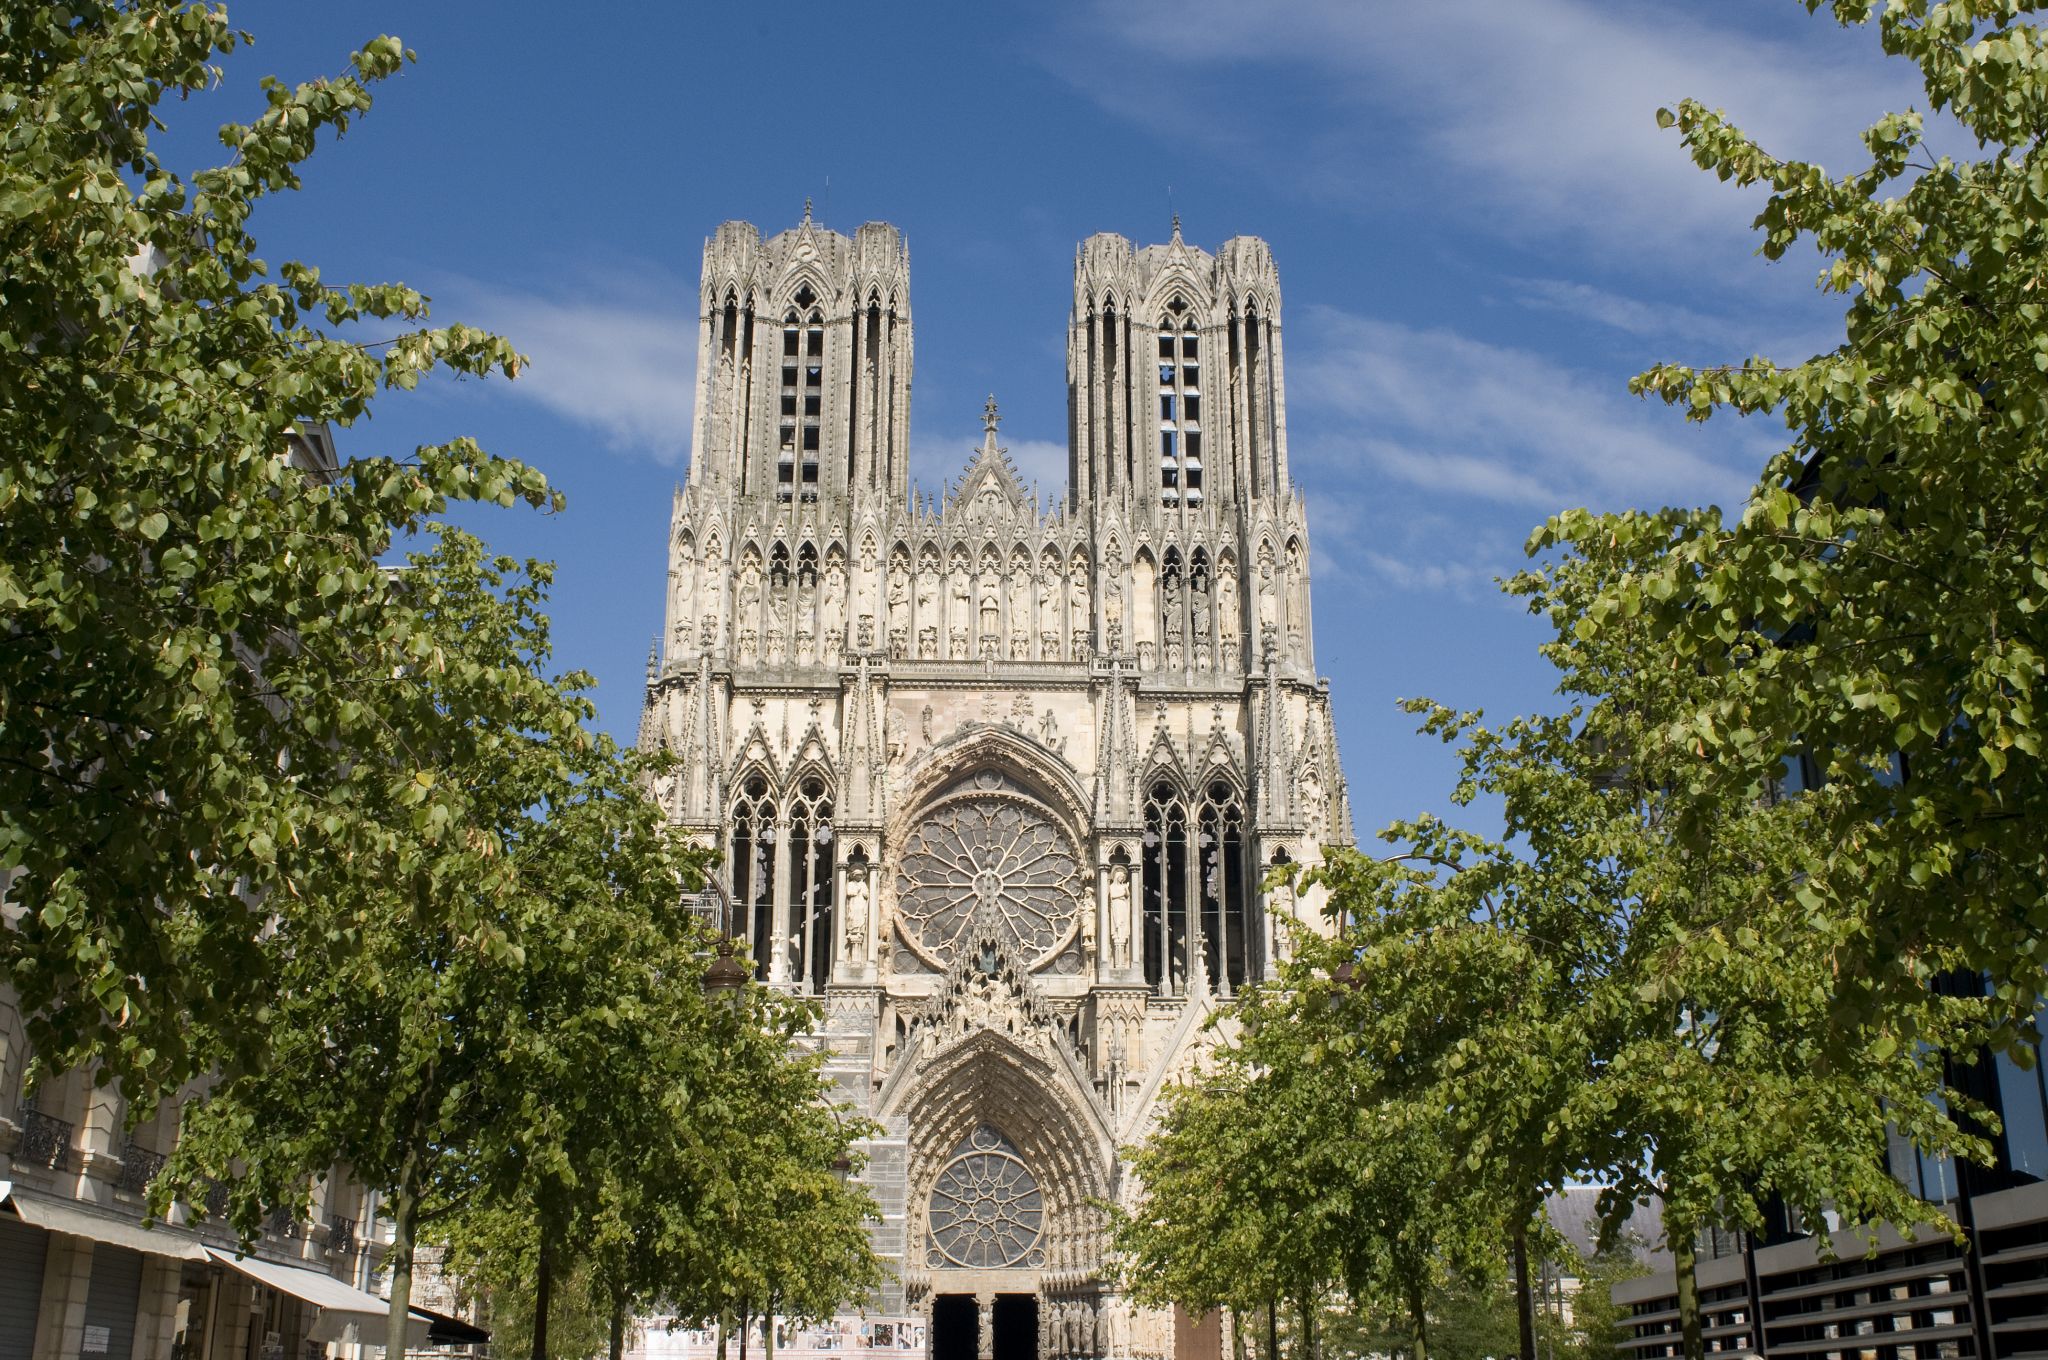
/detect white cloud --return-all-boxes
[1289,304,1765,515]
[442,275,699,462]
[910,431,1070,501]
[1058,0,1916,257]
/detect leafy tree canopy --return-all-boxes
[1,0,556,1103]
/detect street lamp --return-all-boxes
[698,874,750,1005]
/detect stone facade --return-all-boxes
[641,209,1353,1360]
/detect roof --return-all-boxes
[1543,1186,1673,1271]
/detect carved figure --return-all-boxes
[821,559,846,647]
[979,578,1000,638]
[1107,864,1133,971]
[888,571,910,637]
[844,865,871,960]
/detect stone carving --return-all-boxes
[895,795,1079,969]
[844,862,871,961]
[1107,863,1132,972]
[927,1127,1045,1270]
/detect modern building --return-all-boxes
[1615,1012,2048,1360]
[639,209,1352,1360]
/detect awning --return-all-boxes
[1,1185,205,1260]
[410,1305,492,1346]
[206,1248,429,1347]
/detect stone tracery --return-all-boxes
[645,211,1353,1359]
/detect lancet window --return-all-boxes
[1157,299,1203,507]
[729,775,778,979]
[723,772,837,990]
[778,284,825,501]
[1142,777,1252,996]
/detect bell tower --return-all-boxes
[686,204,913,507]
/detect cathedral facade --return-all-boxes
[640,210,1352,1360]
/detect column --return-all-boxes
[977,1292,995,1360]
[769,816,793,983]
[75,1081,125,1203]
[131,1255,183,1360]
[30,1235,93,1360]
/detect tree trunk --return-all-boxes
[611,1297,628,1360]
[1513,1221,1538,1360]
[1673,1222,1704,1360]
[1265,1299,1279,1360]
[765,1294,777,1360]
[1230,1306,1247,1360]
[716,1312,730,1360]
[1295,1297,1317,1360]
[532,1223,555,1360]
[739,1304,750,1360]
[384,1173,419,1360]
[1406,1286,1429,1360]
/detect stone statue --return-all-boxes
[888,570,910,638]
[1079,888,1097,963]
[921,704,934,744]
[843,865,871,960]
[1107,863,1133,971]
[978,577,1000,638]
[821,558,846,649]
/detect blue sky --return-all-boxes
[166,2,1923,842]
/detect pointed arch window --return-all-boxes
[1143,776,1252,995]
[787,776,835,991]
[729,776,778,980]
[1157,298,1203,507]
[725,772,837,992]
[778,289,825,501]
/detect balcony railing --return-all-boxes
[326,1215,357,1258]
[264,1205,302,1240]
[17,1109,74,1173]
[115,1143,165,1195]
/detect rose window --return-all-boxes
[895,792,1079,968]
[926,1126,1045,1270]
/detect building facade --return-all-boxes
[1615,1008,2048,1360]
[640,210,1353,1360]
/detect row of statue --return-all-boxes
[665,537,1310,670]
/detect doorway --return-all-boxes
[932,1295,978,1360]
[992,1294,1037,1360]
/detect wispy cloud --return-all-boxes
[1290,304,1764,515]
[440,272,699,462]
[1054,0,1914,259]
[910,431,1069,500]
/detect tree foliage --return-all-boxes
[1541,0,2048,1042]
[0,0,556,1101]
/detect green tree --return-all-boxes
[0,1,557,1102]
[1301,536,1993,1360]
[1541,1,2048,1041]
[158,529,713,1356]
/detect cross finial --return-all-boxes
[983,394,1001,435]
[802,197,813,223]
[1171,210,1182,240]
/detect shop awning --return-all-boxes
[205,1248,429,1347]
[410,1305,492,1346]
[0,1184,205,1260]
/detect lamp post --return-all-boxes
[699,874,750,1005]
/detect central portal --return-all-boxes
[931,1296,976,1360]
[992,1295,1037,1360]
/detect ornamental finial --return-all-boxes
[802,196,813,223]
[1171,210,1182,240]
[983,393,1001,436]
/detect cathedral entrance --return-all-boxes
[992,1295,1037,1360]
[931,1295,977,1360]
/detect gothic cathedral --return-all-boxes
[640,209,1352,1360]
